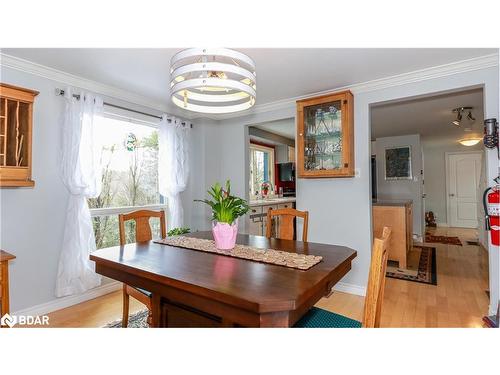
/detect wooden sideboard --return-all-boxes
[0,250,16,318]
[248,198,296,237]
[372,200,413,269]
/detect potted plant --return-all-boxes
[195,180,249,250]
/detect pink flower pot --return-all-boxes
[212,220,238,250]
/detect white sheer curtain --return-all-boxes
[55,87,103,297]
[158,115,190,230]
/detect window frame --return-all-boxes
[90,203,167,218]
[249,142,275,196]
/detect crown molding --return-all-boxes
[214,53,499,121]
[2,52,497,122]
[0,52,197,119]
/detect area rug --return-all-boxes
[103,310,149,328]
[425,233,462,246]
[386,245,437,285]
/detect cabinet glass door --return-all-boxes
[303,99,343,171]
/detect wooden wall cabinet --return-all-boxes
[0,83,39,187]
[296,91,354,178]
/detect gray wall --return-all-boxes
[0,67,69,312]
[375,134,423,238]
[183,118,222,232]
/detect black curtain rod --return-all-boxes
[55,89,192,128]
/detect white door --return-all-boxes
[421,146,426,235]
[446,152,482,228]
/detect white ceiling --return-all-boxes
[254,118,295,139]
[1,48,496,117]
[371,88,484,142]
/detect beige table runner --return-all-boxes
[154,236,322,270]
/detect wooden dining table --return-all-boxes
[90,231,357,328]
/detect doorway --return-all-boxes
[368,87,490,327]
[245,118,297,236]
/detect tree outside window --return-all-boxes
[88,116,161,249]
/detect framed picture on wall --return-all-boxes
[385,146,412,180]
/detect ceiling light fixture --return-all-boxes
[451,106,474,127]
[467,110,475,121]
[169,48,256,114]
[458,138,482,146]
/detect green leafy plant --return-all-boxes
[195,180,250,224]
[167,227,191,237]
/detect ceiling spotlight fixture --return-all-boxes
[452,112,462,126]
[458,138,482,147]
[169,48,256,114]
[451,106,474,127]
[467,110,475,121]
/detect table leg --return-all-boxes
[259,311,290,327]
[221,318,234,327]
[151,294,162,328]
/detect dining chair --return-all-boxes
[266,207,309,242]
[118,209,166,328]
[294,226,392,328]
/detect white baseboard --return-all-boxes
[436,222,449,227]
[333,282,366,297]
[13,281,121,317]
[488,302,498,317]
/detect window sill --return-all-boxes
[90,204,167,217]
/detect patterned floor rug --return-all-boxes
[103,309,149,328]
[386,245,437,285]
[425,234,462,246]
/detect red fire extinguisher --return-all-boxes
[484,179,500,246]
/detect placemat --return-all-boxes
[154,236,322,270]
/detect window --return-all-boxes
[249,143,275,197]
[88,115,164,249]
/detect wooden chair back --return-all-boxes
[362,226,392,328]
[266,208,309,242]
[118,209,166,245]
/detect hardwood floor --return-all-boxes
[318,226,490,328]
[45,227,489,328]
[45,289,144,328]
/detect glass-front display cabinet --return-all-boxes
[296,91,354,178]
